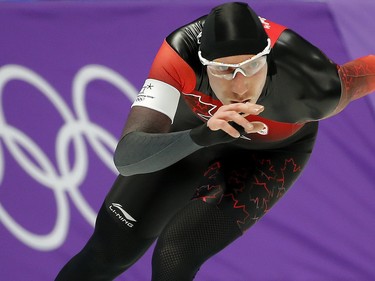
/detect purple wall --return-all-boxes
[0,1,374,280]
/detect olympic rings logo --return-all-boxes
[0,64,138,251]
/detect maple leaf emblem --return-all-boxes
[183,93,218,121]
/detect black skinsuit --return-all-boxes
[56,12,346,281]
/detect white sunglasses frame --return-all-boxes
[198,38,271,79]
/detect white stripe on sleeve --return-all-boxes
[132,79,180,123]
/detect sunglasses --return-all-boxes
[198,38,271,80]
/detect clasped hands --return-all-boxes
[207,102,267,138]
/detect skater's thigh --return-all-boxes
[105,150,212,238]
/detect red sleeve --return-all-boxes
[148,40,196,93]
[329,55,375,117]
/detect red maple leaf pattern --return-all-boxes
[193,157,302,232]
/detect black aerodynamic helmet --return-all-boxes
[199,2,269,61]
